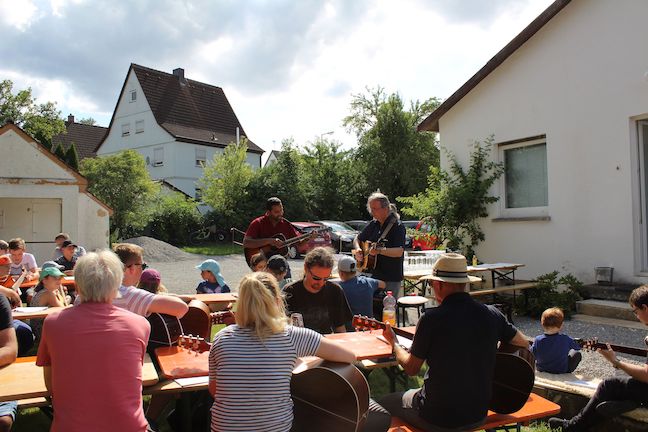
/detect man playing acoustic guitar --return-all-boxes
[353,192,406,299]
[549,285,648,431]
[379,253,530,431]
[243,197,315,273]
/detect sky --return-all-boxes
[0,0,554,159]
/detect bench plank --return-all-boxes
[469,282,537,298]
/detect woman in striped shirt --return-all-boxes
[208,272,356,432]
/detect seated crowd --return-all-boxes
[1,230,647,432]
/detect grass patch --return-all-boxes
[181,243,243,256]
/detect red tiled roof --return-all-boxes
[418,0,571,132]
[131,64,263,153]
[51,121,107,160]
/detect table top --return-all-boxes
[325,330,393,360]
[467,263,525,272]
[12,306,69,321]
[185,293,238,304]
[20,277,76,289]
[0,353,159,402]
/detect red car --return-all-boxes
[410,220,439,251]
[288,222,332,258]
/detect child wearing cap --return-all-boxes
[196,259,231,294]
[531,307,582,374]
[334,255,386,331]
[266,255,291,289]
[137,268,168,294]
[30,266,69,340]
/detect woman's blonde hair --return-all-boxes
[236,272,287,340]
[75,250,123,303]
[136,281,168,294]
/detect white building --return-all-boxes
[418,0,648,285]
[0,122,111,262]
[96,64,264,199]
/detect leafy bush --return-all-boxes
[146,191,203,245]
[515,271,583,318]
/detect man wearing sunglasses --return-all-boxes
[75,244,188,319]
[284,247,352,334]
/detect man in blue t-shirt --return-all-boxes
[333,256,385,331]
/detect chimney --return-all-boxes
[172,68,186,84]
[66,114,74,125]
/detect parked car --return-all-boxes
[401,220,420,249]
[410,219,439,251]
[316,221,359,253]
[345,220,370,231]
[289,222,332,258]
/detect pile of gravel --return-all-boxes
[122,236,197,262]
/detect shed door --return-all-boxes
[0,198,62,260]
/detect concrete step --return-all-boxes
[576,299,638,322]
[571,314,646,330]
[581,283,637,302]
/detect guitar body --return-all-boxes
[357,241,378,272]
[244,234,289,264]
[291,359,369,432]
[490,343,536,414]
[147,312,183,350]
[180,300,212,339]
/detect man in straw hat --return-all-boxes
[379,253,530,431]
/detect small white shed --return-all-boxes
[0,122,111,263]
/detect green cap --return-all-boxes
[39,266,65,281]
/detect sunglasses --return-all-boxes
[128,262,148,270]
[308,268,331,282]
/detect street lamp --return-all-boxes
[319,131,334,141]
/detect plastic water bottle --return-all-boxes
[382,291,397,326]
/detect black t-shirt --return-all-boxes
[411,292,518,429]
[0,295,12,331]
[55,255,76,272]
[357,214,406,282]
[283,279,352,334]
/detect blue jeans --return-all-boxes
[12,320,34,356]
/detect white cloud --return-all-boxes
[0,0,38,30]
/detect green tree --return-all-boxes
[0,80,65,149]
[65,142,80,170]
[78,117,96,125]
[198,140,255,229]
[343,86,441,198]
[398,137,504,255]
[53,143,66,160]
[147,191,202,245]
[80,150,159,240]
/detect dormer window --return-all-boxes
[130,90,137,102]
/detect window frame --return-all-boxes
[129,90,137,103]
[497,135,549,219]
[135,120,144,134]
[153,147,164,167]
[121,123,130,137]
[195,147,207,167]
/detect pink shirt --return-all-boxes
[36,302,150,432]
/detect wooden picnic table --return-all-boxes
[0,354,159,403]
[12,306,69,321]
[325,330,393,360]
[184,293,238,305]
[467,263,525,289]
[19,276,76,290]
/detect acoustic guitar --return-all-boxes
[244,227,329,265]
[351,315,536,414]
[356,241,381,272]
[576,337,648,357]
[291,357,370,432]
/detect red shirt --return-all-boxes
[36,302,150,432]
[245,215,299,241]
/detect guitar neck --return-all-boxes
[352,315,386,331]
[577,339,648,357]
[282,232,313,247]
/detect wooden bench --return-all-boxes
[388,393,560,431]
[469,282,537,298]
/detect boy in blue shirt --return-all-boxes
[334,256,385,330]
[532,307,582,373]
[195,259,231,294]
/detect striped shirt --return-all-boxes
[209,325,321,432]
[74,285,155,317]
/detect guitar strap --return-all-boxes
[375,213,396,245]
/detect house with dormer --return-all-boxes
[95,64,263,199]
[418,0,648,284]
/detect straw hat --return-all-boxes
[420,253,482,284]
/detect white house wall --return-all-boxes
[436,0,648,284]
[77,193,110,253]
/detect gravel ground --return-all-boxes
[131,236,647,382]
